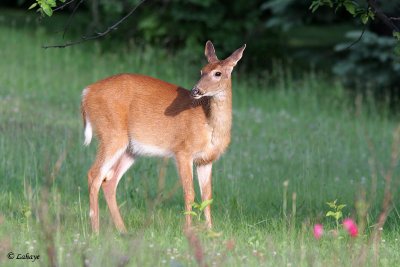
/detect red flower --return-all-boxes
[313,224,324,239]
[343,218,358,237]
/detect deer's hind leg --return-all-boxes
[101,152,134,233]
[88,137,128,234]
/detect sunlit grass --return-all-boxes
[0,11,400,266]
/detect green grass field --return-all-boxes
[1,11,400,267]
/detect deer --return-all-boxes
[81,41,245,234]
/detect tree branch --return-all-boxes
[42,0,147,49]
[53,0,78,12]
[367,0,399,32]
[62,0,84,39]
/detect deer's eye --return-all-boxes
[215,72,222,77]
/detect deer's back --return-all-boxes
[82,74,211,155]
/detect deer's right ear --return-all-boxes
[205,41,219,63]
[225,44,246,67]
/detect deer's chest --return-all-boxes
[193,125,230,165]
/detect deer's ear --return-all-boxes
[225,44,246,67]
[205,41,219,63]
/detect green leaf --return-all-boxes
[41,4,53,16]
[344,1,356,16]
[394,31,400,40]
[361,13,369,24]
[337,204,346,210]
[368,9,375,20]
[326,211,336,217]
[309,2,320,13]
[207,230,222,238]
[184,211,197,217]
[309,0,334,13]
[326,201,336,208]
[191,202,200,209]
[28,3,38,10]
[46,0,57,7]
[199,199,213,211]
[335,211,342,220]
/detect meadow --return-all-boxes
[1,11,400,267]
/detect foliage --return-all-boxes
[261,0,310,31]
[310,0,399,43]
[333,30,400,96]
[184,199,213,222]
[310,0,375,25]
[29,0,65,16]
[309,1,400,97]
[18,0,400,96]
[326,199,346,230]
[78,0,264,57]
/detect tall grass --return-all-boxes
[0,11,400,266]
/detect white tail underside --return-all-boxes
[84,118,93,146]
[82,87,92,146]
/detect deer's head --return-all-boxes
[191,41,246,100]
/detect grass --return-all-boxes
[1,11,400,267]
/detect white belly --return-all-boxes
[129,139,173,158]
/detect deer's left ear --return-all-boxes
[205,41,219,63]
[225,44,246,67]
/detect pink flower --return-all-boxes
[313,224,324,239]
[343,218,358,237]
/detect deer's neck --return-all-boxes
[207,85,232,146]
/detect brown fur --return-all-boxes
[81,41,245,233]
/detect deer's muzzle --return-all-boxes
[190,87,203,99]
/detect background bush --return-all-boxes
[3,0,400,105]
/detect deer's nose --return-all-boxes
[191,87,201,97]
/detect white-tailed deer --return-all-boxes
[81,41,245,233]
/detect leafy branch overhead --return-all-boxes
[29,0,66,17]
[310,0,399,39]
[29,0,147,48]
